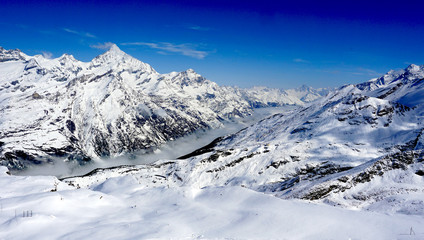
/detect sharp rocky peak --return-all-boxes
[0,46,27,62]
[58,53,77,62]
[406,63,420,70]
[175,68,207,84]
[405,63,423,75]
[178,68,200,76]
[91,43,156,73]
[96,44,127,60]
[105,44,125,55]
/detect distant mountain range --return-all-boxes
[0,45,327,169]
[66,63,424,214]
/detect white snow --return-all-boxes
[0,170,423,239]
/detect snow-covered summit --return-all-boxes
[0,47,28,62]
[356,64,424,107]
[90,44,156,74]
[358,64,424,89]
[241,84,332,107]
[58,53,77,62]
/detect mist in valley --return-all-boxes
[16,106,297,178]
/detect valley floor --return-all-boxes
[0,167,423,240]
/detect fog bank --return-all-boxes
[17,106,297,178]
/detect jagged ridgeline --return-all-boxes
[0,45,326,169]
[65,64,424,211]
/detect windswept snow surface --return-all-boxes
[0,167,423,240]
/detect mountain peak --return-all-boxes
[0,46,27,62]
[90,43,157,74]
[103,43,125,57]
[59,53,77,61]
[297,84,312,92]
[92,43,129,63]
[107,44,123,54]
[184,68,198,75]
[406,63,421,73]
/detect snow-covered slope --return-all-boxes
[1,165,422,239]
[65,64,424,214]
[0,45,325,170]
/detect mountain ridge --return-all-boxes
[64,63,424,215]
[0,45,325,169]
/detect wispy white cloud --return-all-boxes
[188,25,210,31]
[293,58,310,63]
[351,67,381,76]
[90,42,115,50]
[63,28,79,34]
[156,51,169,55]
[122,42,209,59]
[41,51,53,59]
[85,33,96,38]
[318,67,381,76]
[63,28,96,38]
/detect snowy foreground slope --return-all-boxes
[0,45,324,170]
[65,64,424,215]
[0,167,423,239]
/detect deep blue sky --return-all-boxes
[1,0,424,89]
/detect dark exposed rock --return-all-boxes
[206,152,257,173]
[291,127,309,134]
[0,47,26,62]
[0,150,42,170]
[415,170,424,176]
[66,120,76,133]
[376,106,394,116]
[10,80,19,85]
[266,160,290,169]
[178,137,225,159]
[299,151,419,200]
[32,92,42,99]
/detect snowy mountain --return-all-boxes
[0,45,324,170]
[65,64,424,214]
[1,50,423,238]
[239,85,331,107]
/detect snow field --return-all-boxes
[1,167,423,240]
